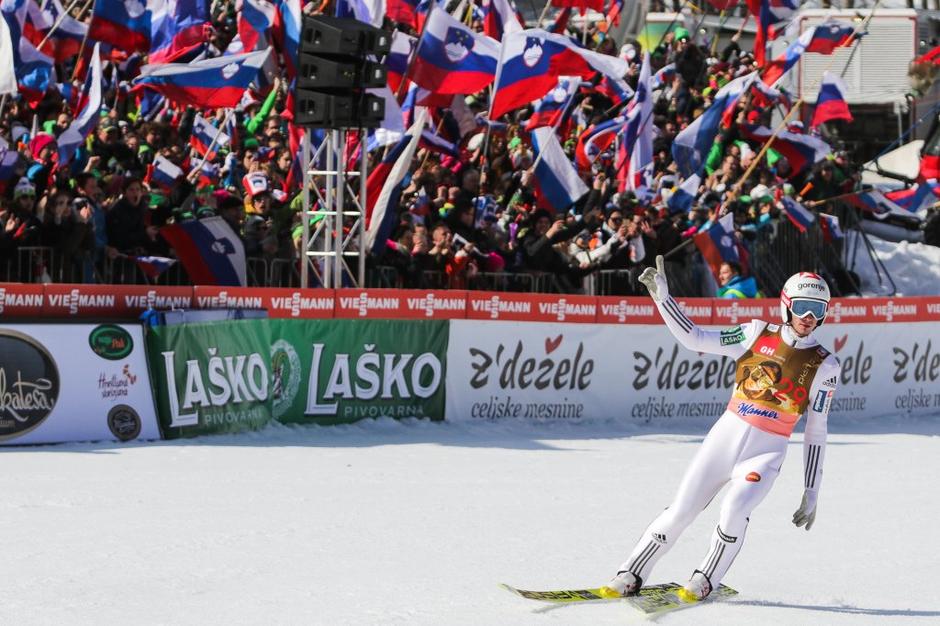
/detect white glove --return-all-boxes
[637,255,669,302]
[792,491,818,531]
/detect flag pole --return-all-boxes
[537,1,553,28]
[527,83,580,174]
[186,108,235,183]
[36,0,86,53]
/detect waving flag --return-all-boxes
[161,216,247,286]
[134,48,272,108]
[761,20,860,86]
[408,7,500,95]
[387,0,419,28]
[387,30,415,94]
[531,126,589,212]
[483,0,522,41]
[238,0,275,51]
[34,0,87,63]
[551,0,603,12]
[751,79,791,110]
[811,71,852,128]
[526,76,578,130]
[190,114,231,159]
[575,116,623,169]
[0,10,15,96]
[147,154,185,191]
[58,44,103,166]
[150,0,209,63]
[651,63,676,90]
[549,6,571,34]
[885,179,940,213]
[491,29,629,119]
[667,173,701,214]
[739,124,830,177]
[621,52,653,192]
[89,0,153,52]
[845,190,910,220]
[747,0,798,67]
[130,255,177,279]
[336,0,385,27]
[366,108,428,254]
[673,72,755,178]
[694,212,748,280]
[819,213,844,242]
[272,0,301,77]
[1,0,54,102]
[781,196,816,233]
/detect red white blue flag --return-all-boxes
[134,48,272,109]
[491,28,629,119]
[782,196,816,233]
[150,0,209,63]
[811,71,852,128]
[148,154,185,191]
[58,44,103,166]
[32,0,87,63]
[238,0,275,52]
[739,124,831,177]
[747,0,798,67]
[190,114,231,159]
[526,76,578,131]
[386,30,415,95]
[694,212,748,280]
[1,0,54,102]
[408,7,500,95]
[482,0,522,41]
[89,0,153,53]
[531,126,589,212]
[160,216,247,286]
[761,19,860,86]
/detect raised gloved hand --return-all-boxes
[792,490,818,531]
[638,254,669,302]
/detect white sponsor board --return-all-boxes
[446,320,940,422]
[0,324,161,444]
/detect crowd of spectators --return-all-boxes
[0,2,866,298]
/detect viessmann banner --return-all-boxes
[148,318,448,437]
[0,324,161,445]
[446,320,940,423]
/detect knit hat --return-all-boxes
[28,132,56,159]
[14,177,35,198]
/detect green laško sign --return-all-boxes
[148,318,448,437]
[269,319,448,426]
[148,319,275,437]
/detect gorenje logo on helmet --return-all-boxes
[0,330,60,441]
[796,283,825,291]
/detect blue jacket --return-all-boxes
[717,275,759,299]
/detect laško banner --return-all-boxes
[147,318,448,438]
[3,283,940,324]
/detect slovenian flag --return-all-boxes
[147,154,185,191]
[531,126,589,212]
[761,19,860,86]
[781,196,816,233]
[620,51,653,192]
[58,44,103,166]
[651,63,676,90]
[667,173,701,214]
[819,213,844,242]
[811,71,852,128]
[747,0,798,67]
[694,212,748,280]
[491,28,629,119]
[272,0,301,78]
[89,0,153,53]
[149,0,209,64]
[133,48,272,109]
[160,216,247,286]
[739,124,831,177]
[386,30,415,95]
[673,72,755,177]
[1,0,54,102]
[129,255,177,279]
[238,0,275,52]
[190,114,231,160]
[482,0,523,41]
[575,116,624,170]
[365,108,428,254]
[845,190,910,220]
[526,76,578,130]
[408,7,500,95]
[33,0,87,63]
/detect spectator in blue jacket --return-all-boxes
[717,261,759,299]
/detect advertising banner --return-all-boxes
[269,319,448,425]
[147,319,275,438]
[0,324,160,444]
[447,319,940,423]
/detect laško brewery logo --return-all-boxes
[0,330,60,440]
[468,335,594,391]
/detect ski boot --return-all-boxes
[598,571,642,599]
[676,570,712,603]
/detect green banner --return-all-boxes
[147,319,275,438]
[270,319,448,426]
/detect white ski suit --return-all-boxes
[617,295,841,591]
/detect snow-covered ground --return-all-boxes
[851,232,940,296]
[3,417,940,626]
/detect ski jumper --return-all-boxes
[617,295,841,590]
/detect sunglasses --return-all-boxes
[789,298,827,321]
